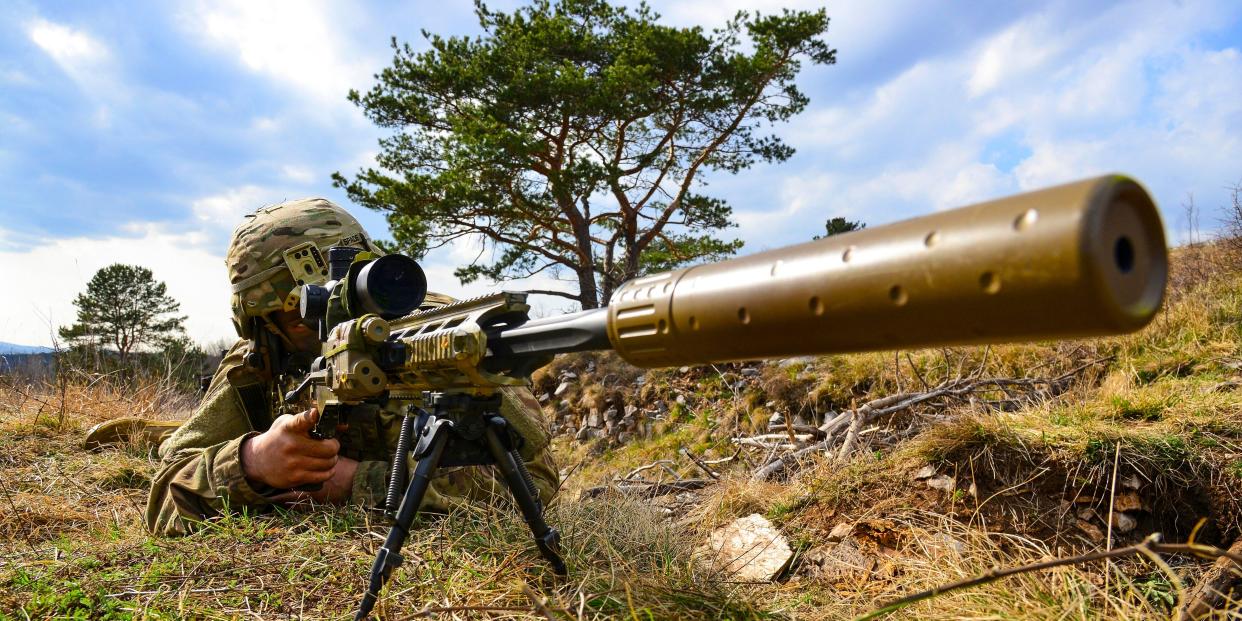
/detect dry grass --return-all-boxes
[2,244,1241,619]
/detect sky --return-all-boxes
[0,0,1240,347]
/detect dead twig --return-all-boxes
[855,537,1242,620]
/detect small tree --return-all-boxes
[59,264,187,364]
[813,217,865,240]
[335,0,835,309]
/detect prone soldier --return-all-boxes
[144,198,558,535]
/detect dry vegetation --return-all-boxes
[2,244,1241,619]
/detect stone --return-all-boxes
[1113,491,1146,513]
[778,356,813,368]
[925,475,956,493]
[561,371,578,380]
[1077,508,1098,522]
[826,522,853,543]
[768,412,785,425]
[604,408,619,423]
[575,426,591,441]
[624,404,639,418]
[1120,474,1142,490]
[1111,511,1138,534]
[675,394,686,406]
[802,539,874,583]
[554,382,572,397]
[678,366,690,373]
[740,367,760,377]
[537,392,550,403]
[913,465,937,480]
[586,409,602,428]
[617,432,632,444]
[634,375,647,387]
[1077,519,1106,543]
[699,514,794,582]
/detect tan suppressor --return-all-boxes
[605,175,1166,367]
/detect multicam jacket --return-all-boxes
[145,340,559,536]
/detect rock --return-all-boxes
[778,356,813,368]
[1111,511,1138,534]
[699,514,794,582]
[768,412,786,425]
[1113,491,1145,513]
[1077,519,1106,543]
[624,404,638,418]
[826,522,853,543]
[604,408,619,423]
[586,409,602,428]
[617,432,632,444]
[554,382,572,397]
[925,475,956,493]
[585,361,596,373]
[634,375,647,387]
[575,426,591,441]
[537,392,550,403]
[675,394,686,406]
[604,421,615,435]
[561,371,578,380]
[678,366,690,373]
[1120,474,1142,490]
[589,428,608,440]
[1077,507,1098,522]
[913,465,937,480]
[802,539,874,583]
[740,367,760,377]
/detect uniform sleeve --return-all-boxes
[145,380,276,536]
[351,459,391,508]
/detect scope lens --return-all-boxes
[354,254,427,318]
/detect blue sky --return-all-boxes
[1,0,1239,347]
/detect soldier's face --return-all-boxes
[272,308,321,356]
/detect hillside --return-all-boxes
[0,244,1239,619]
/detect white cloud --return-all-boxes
[281,165,316,184]
[25,17,118,97]
[190,185,272,227]
[180,0,374,113]
[0,225,234,348]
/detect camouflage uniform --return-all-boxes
[145,198,558,536]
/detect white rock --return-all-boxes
[1112,511,1138,534]
[912,465,936,480]
[925,475,956,493]
[554,381,572,397]
[700,514,793,582]
[826,522,853,543]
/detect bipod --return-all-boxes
[353,393,566,621]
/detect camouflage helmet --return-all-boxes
[226,198,376,339]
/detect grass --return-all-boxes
[2,245,1241,619]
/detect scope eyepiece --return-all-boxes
[354,254,427,319]
[299,283,331,326]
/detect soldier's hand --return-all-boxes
[270,456,358,506]
[240,408,340,490]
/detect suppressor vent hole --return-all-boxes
[980,271,1001,294]
[689,316,700,331]
[924,232,939,248]
[809,296,824,316]
[658,319,668,334]
[889,285,908,306]
[737,307,751,324]
[1114,236,1135,274]
[842,247,855,263]
[361,367,370,375]
[1014,209,1038,231]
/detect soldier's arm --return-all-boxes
[145,381,278,536]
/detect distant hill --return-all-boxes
[0,341,53,355]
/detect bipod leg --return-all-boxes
[482,416,568,576]
[354,416,453,621]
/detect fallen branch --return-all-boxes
[581,478,715,499]
[855,537,1242,621]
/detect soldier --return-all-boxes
[144,198,558,535]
